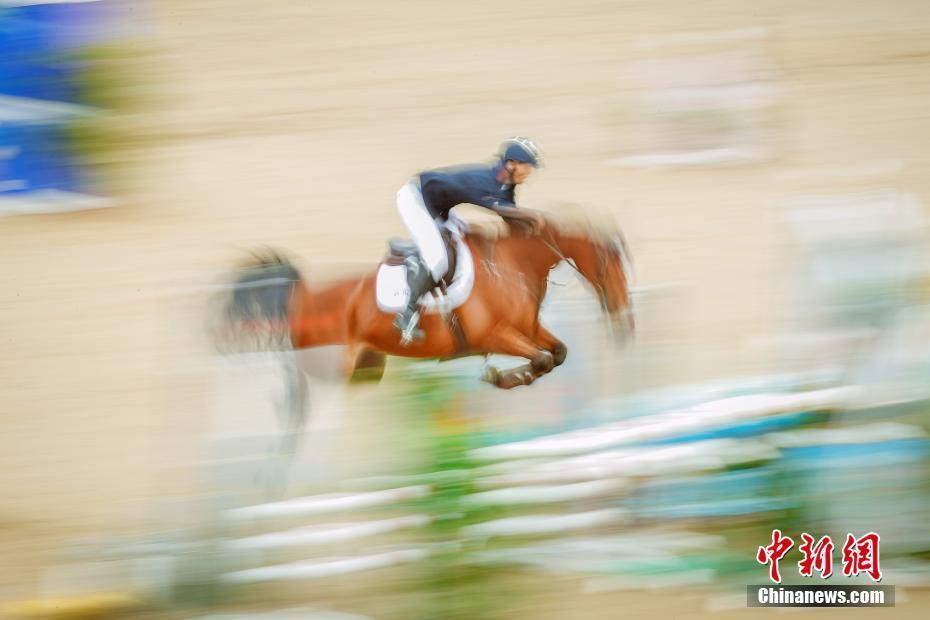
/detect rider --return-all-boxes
[394,137,545,342]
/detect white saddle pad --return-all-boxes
[375,233,475,314]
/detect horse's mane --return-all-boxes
[545,210,624,243]
[463,210,624,250]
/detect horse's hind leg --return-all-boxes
[350,348,387,383]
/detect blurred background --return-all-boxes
[3,0,930,618]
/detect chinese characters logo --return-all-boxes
[757,530,881,583]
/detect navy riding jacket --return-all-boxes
[417,163,516,219]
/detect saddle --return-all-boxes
[377,220,474,307]
[383,227,458,288]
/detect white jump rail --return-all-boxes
[461,509,629,538]
[213,384,857,587]
[223,485,430,522]
[468,387,856,461]
[475,438,779,487]
[220,487,434,583]
[221,548,431,584]
[470,530,725,567]
[764,422,926,448]
[224,515,433,551]
[462,479,629,507]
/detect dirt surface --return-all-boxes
[2,0,930,615]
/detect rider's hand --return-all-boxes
[493,205,545,235]
[528,211,546,234]
[518,210,545,235]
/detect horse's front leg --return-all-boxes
[480,324,555,389]
[533,324,568,367]
[488,325,566,388]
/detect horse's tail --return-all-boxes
[211,248,303,354]
[211,248,310,497]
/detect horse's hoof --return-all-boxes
[481,366,501,386]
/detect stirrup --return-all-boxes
[398,310,424,345]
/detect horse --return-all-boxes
[213,216,633,488]
[219,217,633,387]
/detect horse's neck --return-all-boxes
[543,227,601,266]
[469,232,563,278]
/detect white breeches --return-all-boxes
[396,182,448,282]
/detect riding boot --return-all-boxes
[394,256,434,344]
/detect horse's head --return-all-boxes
[544,222,635,345]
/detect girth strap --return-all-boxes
[446,308,469,356]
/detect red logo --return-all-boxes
[758,530,882,583]
[798,533,834,579]
[842,532,882,582]
[756,529,794,584]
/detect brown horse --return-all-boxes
[214,217,632,492]
[220,217,633,391]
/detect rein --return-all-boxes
[537,226,616,311]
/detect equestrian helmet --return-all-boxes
[500,137,543,167]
